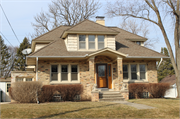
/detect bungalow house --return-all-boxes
[159,75,177,98]
[11,16,168,101]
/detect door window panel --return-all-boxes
[98,65,105,77]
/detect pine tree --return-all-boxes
[0,35,11,78]
[14,37,30,71]
[157,47,175,82]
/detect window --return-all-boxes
[71,65,78,81]
[88,35,95,49]
[61,65,68,81]
[140,64,146,80]
[131,65,137,80]
[16,78,23,82]
[51,65,58,81]
[26,78,32,81]
[123,65,128,79]
[79,35,86,49]
[136,41,141,45]
[7,84,11,92]
[98,35,104,49]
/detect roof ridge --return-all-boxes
[32,26,71,41]
[113,27,147,40]
[66,19,119,33]
[29,40,57,56]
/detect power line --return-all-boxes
[0,31,14,47]
[0,4,20,44]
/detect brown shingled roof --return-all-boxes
[32,26,71,41]
[66,19,118,33]
[159,75,176,85]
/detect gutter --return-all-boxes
[27,54,89,58]
[157,58,163,69]
[126,56,169,59]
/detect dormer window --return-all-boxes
[88,35,95,49]
[79,35,86,49]
[98,35,104,49]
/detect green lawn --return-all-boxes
[1,99,179,118]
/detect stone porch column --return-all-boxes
[89,57,95,82]
[117,56,123,91]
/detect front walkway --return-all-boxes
[112,101,156,109]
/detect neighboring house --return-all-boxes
[11,16,168,101]
[160,75,177,98]
[0,78,11,102]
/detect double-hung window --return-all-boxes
[51,65,58,81]
[140,64,146,80]
[88,35,95,49]
[16,78,23,82]
[131,64,137,80]
[71,65,78,81]
[98,35,104,49]
[7,83,11,92]
[79,35,86,49]
[123,65,128,80]
[61,65,68,81]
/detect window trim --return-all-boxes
[77,34,105,51]
[16,77,34,82]
[50,63,80,84]
[123,63,147,82]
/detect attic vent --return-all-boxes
[96,16,105,26]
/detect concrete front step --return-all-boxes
[99,91,125,102]
[99,97,125,101]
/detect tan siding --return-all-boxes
[67,35,78,51]
[35,44,48,52]
[107,35,116,50]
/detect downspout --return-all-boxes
[36,57,38,81]
[157,58,163,69]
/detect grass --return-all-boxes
[1,99,180,118]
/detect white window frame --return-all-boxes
[78,35,86,50]
[50,63,80,84]
[77,34,106,51]
[123,63,148,82]
[16,77,34,82]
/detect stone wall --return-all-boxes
[11,71,36,83]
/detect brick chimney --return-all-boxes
[96,16,105,26]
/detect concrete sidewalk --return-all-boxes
[112,101,156,109]
[0,102,10,104]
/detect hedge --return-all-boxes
[10,82,83,103]
[129,83,170,98]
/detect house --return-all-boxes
[11,16,168,101]
[0,78,11,102]
[159,75,177,98]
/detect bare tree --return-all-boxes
[4,46,18,78]
[31,0,101,39]
[120,19,158,48]
[106,0,180,98]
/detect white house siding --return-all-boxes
[35,44,48,52]
[0,82,11,102]
[67,35,78,51]
[164,84,177,98]
[107,35,116,50]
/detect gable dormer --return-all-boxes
[62,18,119,51]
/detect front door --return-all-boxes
[97,64,107,88]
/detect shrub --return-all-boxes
[129,83,170,99]
[55,84,83,101]
[10,81,42,103]
[9,87,14,100]
[39,85,55,102]
[147,83,170,98]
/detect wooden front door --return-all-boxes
[97,64,107,88]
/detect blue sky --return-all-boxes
[0,0,174,54]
